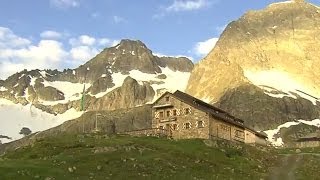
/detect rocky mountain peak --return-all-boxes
[117,39,148,50]
[187,0,320,137]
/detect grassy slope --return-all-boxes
[0,134,277,180]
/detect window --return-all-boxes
[166,110,170,117]
[235,130,244,139]
[159,111,164,119]
[173,124,178,130]
[173,109,177,116]
[220,124,230,131]
[184,108,191,115]
[197,121,204,128]
[185,122,191,129]
[159,126,164,129]
[165,96,170,101]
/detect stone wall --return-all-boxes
[296,141,320,148]
[209,116,245,143]
[152,93,210,139]
[123,128,168,137]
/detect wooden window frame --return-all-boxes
[185,122,191,129]
[159,111,164,119]
[173,109,177,116]
[166,110,170,117]
[197,121,204,128]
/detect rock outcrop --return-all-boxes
[187,0,320,132]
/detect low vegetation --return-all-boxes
[0,133,277,180]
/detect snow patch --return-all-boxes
[0,99,83,143]
[131,51,135,55]
[29,76,37,86]
[72,70,76,75]
[87,67,90,71]
[40,80,91,105]
[101,74,107,78]
[39,71,47,78]
[91,67,190,100]
[0,86,7,91]
[264,119,320,146]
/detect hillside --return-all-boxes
[0,134,277,180]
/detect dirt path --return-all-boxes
[267,154,302,180]
[267,153,320,180]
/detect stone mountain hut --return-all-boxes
[152,90,267,145]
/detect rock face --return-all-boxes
[187,0,320,135]
[216,84,320,130]
[87,76,155,111]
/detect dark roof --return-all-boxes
[297,137,320,142]
[172,91,244,125]
[297,133,320,142]
[167,90,267,138]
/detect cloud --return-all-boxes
[0,40,68,78]
[91,12,100,19]
[166,0,210,12]
[40,30,62,39]
[50,0,79,9]
[194,37,219,57]
[215,24,227,34]
[70,46,99,62]
[113,16,127,24]
[0,27,31,48]
[153,0,215,19]
[0,27,118,79]
[69,35,96,46]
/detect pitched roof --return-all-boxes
[160,90,267,138]
[297,132,320,142]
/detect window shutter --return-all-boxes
[155,112,159,118]
[188,108,192,114]
[176,109,181,116]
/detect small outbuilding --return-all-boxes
[296,133,320,148]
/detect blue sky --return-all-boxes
[0,0,319,79]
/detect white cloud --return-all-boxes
[153,0,216,19]
[0,27,31,48]
[166,0,210,12]
[40,30,62,39]
[0,26,118,79]
[69,35,96,46]
[50,0,79,8]
[70,46,99,62]
[113,16,126,24]
[194,37,219,56]
[0,40,68,78]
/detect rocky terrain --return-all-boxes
[187,0,320,145]
[0,39,193,143]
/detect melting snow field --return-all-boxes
[93,67,191,100]
[40,81,91,105]
[244,70,319,105]
[0,99,83,144]
[264,119,320,146]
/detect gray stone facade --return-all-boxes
[152,91,267,145]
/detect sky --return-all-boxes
[0,0,319,79]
